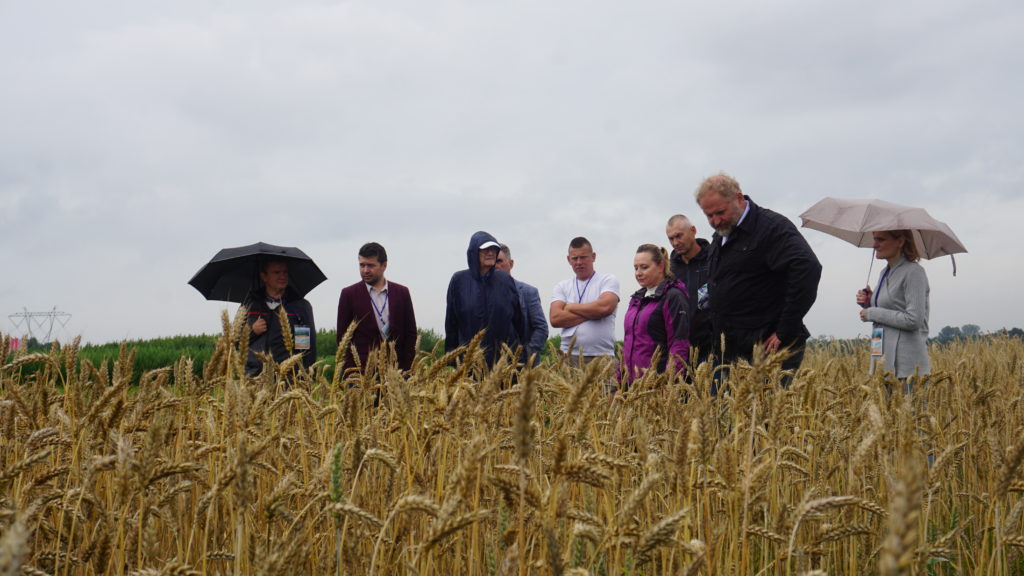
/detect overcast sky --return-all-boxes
[2,1,1021,345]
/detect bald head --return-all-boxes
[667,214,693,229]
[666,214,701,261]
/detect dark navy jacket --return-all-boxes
[243,286,317,376]
[444,231,526,367]
[705,197,822,348]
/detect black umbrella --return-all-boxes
[188,242,328,303]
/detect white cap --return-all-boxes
[478,241,500,250]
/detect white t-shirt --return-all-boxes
[551,272,620,356]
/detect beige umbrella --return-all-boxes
[800,197,967,277]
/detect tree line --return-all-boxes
[933,324,1024,344]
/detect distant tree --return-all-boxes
[961,324,982,338]
[936,326,963,344]
[1008,328,1024,340]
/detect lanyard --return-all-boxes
[576,275,594,303]
[370,290,389,327]
[874,267,890,307]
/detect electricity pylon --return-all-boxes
[8,307,72,343]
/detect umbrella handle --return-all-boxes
[865,250,875,287]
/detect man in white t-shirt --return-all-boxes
[549,236,620,365]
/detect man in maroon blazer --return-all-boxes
[337,242,418,372]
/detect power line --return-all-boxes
[8,307,72,343]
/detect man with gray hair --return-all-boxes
[696,173,821,381]
[496,244,549,366]
[666,214,713,365]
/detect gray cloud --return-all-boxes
[2,0,1021,344]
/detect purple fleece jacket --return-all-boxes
[620,278,689,385]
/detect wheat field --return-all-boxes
[2,315,1024,575]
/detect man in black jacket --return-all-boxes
[695,173,821,381]
[666,214,714,366]
[243,259,317,377]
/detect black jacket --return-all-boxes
[444,231,525,367]
[705,197,822,346]
[243,286,317,376]
[669,237,713,358]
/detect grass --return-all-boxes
[2,322,1024,575]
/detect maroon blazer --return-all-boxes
[337,280,417,372]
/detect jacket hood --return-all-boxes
[466,231,500,275]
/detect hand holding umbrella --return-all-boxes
[252,317,268,335]
[856,286,871,308]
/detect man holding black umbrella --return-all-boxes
[189,241,325,377]
[243,258,317,376]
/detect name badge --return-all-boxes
[294,326,311,351]
[696,283,710,311]
[870,326,883,357]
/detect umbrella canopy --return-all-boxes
[799,197,967,260]
[188,242,327,303]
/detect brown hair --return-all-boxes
[887,229,921,262]
[569,236,592,250]
[636,244,672,278]
[358,242,388,263]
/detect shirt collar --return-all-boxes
[721,200,752,245]
[736,199,751,228]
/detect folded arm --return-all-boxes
[550,292,618,328]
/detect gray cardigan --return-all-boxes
[862,257,930,378]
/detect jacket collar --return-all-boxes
[631,278,683,300]
[670,237,710,266]
[887,256,909,271]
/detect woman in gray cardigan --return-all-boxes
[856,229,931,381]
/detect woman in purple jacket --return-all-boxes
[621,244,690,388]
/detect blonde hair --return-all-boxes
[636,244,672,278]
[695,172,742,202]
